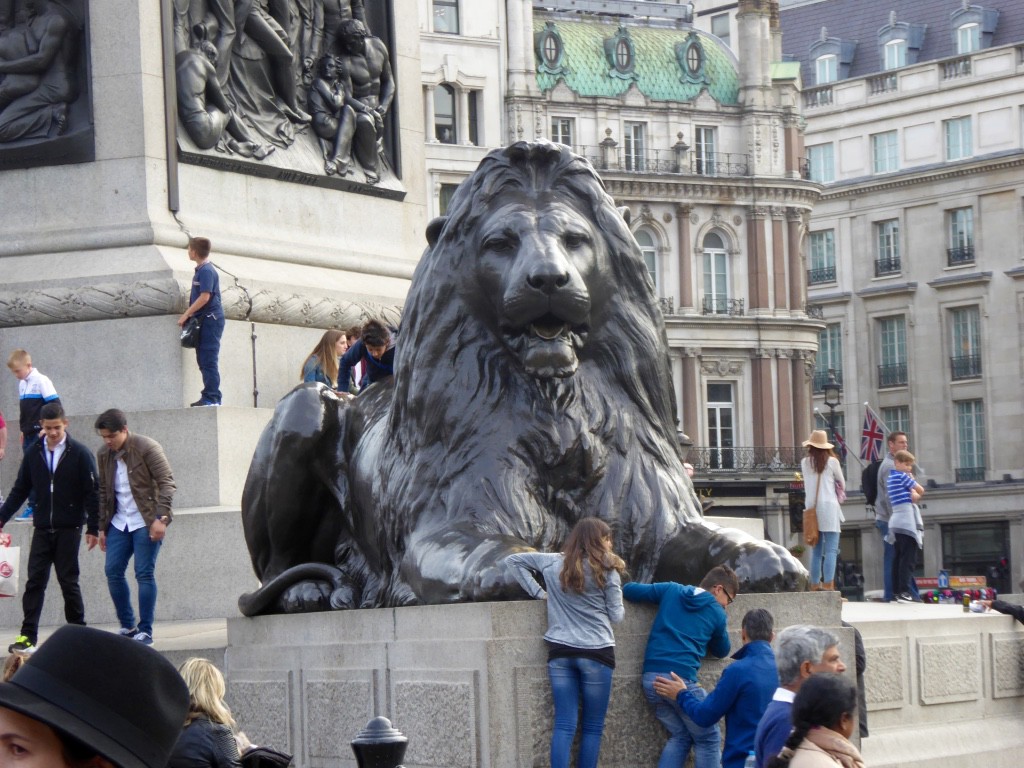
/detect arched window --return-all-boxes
[434,84,455,144]
[702,232,729,314]
[957,23,980,54]
[636,229,658,290]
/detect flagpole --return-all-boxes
[814,407,865,469]
[864,402,892,435]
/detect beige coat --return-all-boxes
[97,432,175,530]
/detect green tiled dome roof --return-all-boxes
[534,20,740,106]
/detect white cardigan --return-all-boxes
[801,456,846,533]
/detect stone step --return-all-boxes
[0,505,258,632]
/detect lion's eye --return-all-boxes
[563,231,590,249]
[484,234,518,253]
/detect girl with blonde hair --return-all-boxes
[168,657,244,767]
[300,329,348,390]
[505,518,627,768]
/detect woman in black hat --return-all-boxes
[0,624,189,767]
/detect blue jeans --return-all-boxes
[548,657,613,768]
[196,314,225,404]
[810,531,840,585]
[104,524,162,635]
[642,672,721,768]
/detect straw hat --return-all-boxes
[802,429,834,450]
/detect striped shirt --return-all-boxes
[886,469,916,506]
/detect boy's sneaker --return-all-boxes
[896,592,917,603]
[134,632,153,646]
[8,635,34,653]
[118,627,138,638]
[14,504,33,522]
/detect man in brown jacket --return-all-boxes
[94,409,175,646]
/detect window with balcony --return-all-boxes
[878,316,907,387]
[808,230,836,284]
[874,219,900,275]
[955,399,985,481]
[433,0,459,34]
[814,325,842,392]
[947,207,974,266]
[707,382,735,470]
[944,117,972,161]
[636,229,658,291]
[711,13,730,48]
[950,306,981,380]
[881,405,910,436]
[551,117,574,148]
[624,121,646,172]
[701,232,734,315]
[884,39,907,70]
[871,131,898,174]
[695,126,717,176]
[957,23,980,53]
[815,54,837,85]
[806,143,835,184]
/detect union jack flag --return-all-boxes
[860,407,885,462]
[833,429,848,460]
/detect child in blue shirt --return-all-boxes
[885,449,924,603]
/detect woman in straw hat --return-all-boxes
[801,430,846,591]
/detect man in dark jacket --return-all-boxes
[0,403,99,653]
[95,408,176,647]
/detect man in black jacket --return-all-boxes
[0,403,99,653]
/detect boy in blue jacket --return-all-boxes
[654,608,779,768]
[623,565,738,768]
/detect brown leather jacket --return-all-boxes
[96,432,176,530]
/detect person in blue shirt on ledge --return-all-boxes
[654,608,779,768]
[623,565,737,768]
[338,319,395,393]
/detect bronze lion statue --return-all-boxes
[239,141,806,615]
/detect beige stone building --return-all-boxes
[781,0,1024,596]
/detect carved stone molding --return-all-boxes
[700,358,745,377]
[0,280,402,330]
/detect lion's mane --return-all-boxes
[368,142,703,599]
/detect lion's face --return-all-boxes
[464,195,612,379]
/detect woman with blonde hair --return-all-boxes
[300,329,348,390]
[168,657,243,767]
[801,430,846,591]
[505,518,627,768]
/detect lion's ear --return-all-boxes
[426,216,448,248]
[618,206,631,225]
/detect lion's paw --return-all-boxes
[733,540,807,593]
[279,580,336,613]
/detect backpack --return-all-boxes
[861,459,882,506]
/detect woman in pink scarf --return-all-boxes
[767,673,864,768]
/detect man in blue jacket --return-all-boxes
[0,403,99,654]
[623,565,737,768]
[653,608,779,768]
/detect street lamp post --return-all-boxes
[823,368,842,447]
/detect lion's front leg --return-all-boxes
[653,521,808,593]
[397,523,539,603]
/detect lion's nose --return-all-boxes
[526,267,571,294]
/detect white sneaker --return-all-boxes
[134,632,153,646]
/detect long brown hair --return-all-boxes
[807,445,835,474]
[300,329,345,386]
[560,518,626,593]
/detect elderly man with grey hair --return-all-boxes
[752,625,846,768]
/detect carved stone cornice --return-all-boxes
[0,280,403,329]
[700,358,745,376]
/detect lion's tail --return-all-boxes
[237,563,347,616]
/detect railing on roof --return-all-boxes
[541,0,694,22]
[803,85,833,109]
[868,73,898,95]
[942,56,972,80]
[580,147,751,178]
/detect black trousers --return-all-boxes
[21,527,85,643]
[891,532,919,599]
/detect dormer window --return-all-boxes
[884,39,907,70]
[816,54,837,84]
[675,31,708,86]
[957,23,980,53]
[604,27,637,80]
[878,13,925,70]
[535,23,565,75]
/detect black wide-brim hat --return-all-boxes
[0,625,189,768]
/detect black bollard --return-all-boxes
[351,716,408,768]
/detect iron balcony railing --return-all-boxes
[579,146,751,178]
[658,297,674,316]
[955,466,985,483]
[950,354,982,380]
[878,362,908,388]
[874,256,901,277]
[701,297,745,316]
[812,369,843,393]
[808,266,836,285]
[947,245,974,266]
[689,446,804,473]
